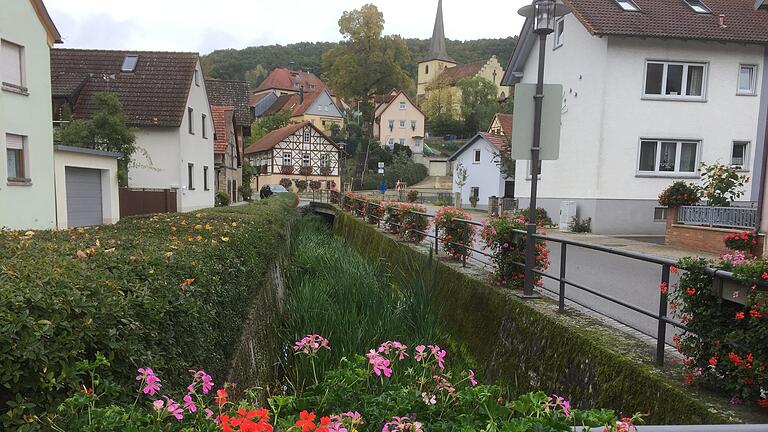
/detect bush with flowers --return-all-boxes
[480,212,550,289]
[433,207,475,260]
[670,256,768,410]
[382,203,429,243]
[342,192,355,212]
[657,181,700,208]
[364,199,385,224]
[723,230,759,253]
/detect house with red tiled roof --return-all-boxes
[51,48,215,212]
[259,87,345,132]
[244,121,341,192]
[373,89,427,154]
[448,132,513,208]
[488,113,513,137]
[253,68,325,97]
[502,0,768,235]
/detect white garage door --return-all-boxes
[65,167,103,228]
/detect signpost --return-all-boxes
[511,83,562,161]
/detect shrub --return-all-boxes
[0,196,296,429]
[342,192,355,212]
[480,213,550,289]
[658,181,700,208]
[671,257,768,409]
[279,178,292,189]
[723,231,759,253]
[434,207,475,260]
[406,190,419,203]
[700,163,750,207]
[309,180,321,191]
[352,195,366,217]
[295,179,308,192]
[215,191,230,207]
[383,203,430,243]
[519,207,553,226]
[570,216,592,233]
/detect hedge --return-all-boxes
[0,195,296,429]
[331,209,735,425]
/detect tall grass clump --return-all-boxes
[280,216,445,390]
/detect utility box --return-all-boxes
[559,201,577,232]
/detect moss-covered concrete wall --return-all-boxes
[332,209,732,425]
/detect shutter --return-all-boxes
[6,134,23,150]
[1,41,22,86]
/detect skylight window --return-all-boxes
[614,0,640,11]
[685,0,711,13]
[121,55,138,72]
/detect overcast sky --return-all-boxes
[45,0,528,54]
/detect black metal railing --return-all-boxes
[312,190,761,367]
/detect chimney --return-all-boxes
[719,14,727,28]
[300,85,304,104]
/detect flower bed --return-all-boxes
[434,207,475,260]
[480,212,550,289]
[0,195,296,429]
[723,230,759,253]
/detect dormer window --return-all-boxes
[684,0,711,13]
[614,0,640,11]
[121,55,138,72]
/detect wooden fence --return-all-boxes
[119,188,177,217]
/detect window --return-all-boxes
[399,101,406,110]
[121,55,138,72]
[1,40,24,88]
[302,153,311,166]
[731,141,750,168]
[399,120,406,128]
[414,138,421,148]
[425,65,429,74]
[5,134,26,181]
[283,152,292,166]
[738,65,757,95]
[388,120,394,130]
[684,0,711,13]
[614,0,640,11]
[194,69,200,86]
[411,120,417,130]
[387,138,394,147]
[638,139,699,175]
[303,129,311,142]
[654,207,667,222]
[554,17,564,48]
[474,149,481,163]
[399,138,405,146]
[188,107,194,134]
[203,166,209,190]
[187,163,195,190]
[201,114,207,138]
[644,61,706,99]
[320,153,330,167]
[470,187,480,200]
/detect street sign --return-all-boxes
[511,83,562,160]
[377,162,385,169]
[377,168,384,174]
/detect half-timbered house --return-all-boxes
[244,121,340,192]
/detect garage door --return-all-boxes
[65,167,103,228]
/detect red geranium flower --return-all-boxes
[758,399,768,409]
[687,287,697,295]
[316,416,332,432]
[660,282,669,294]
[750,309,763,319]
[735,312,745,320]
[215,388,228,405]
[295,410,316,432]
[709,356,718,366]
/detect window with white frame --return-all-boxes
[737,65,757,95]
[638,139,699,175]
[554,17,564,48]
[644,61,706,99]
[5,134,27,180]
[414,138,421,147]
[473,149,481,163]
[302,153,311,166]
[470,187,480,200]
[320,153,330,167]
[731,141,750,168]
[303,129,311,142]
[399,120,406,128]
[614,0,640,11]
[1,40,24,89]
[399,101,406,110]
[387,138,394,147]
[283,152,292,166]
[399,138,405,146]
[684,0,711,13]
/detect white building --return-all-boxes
[449,132,513,208]
[0,0,61,229]
[503,0,768,234]
[51,49,215,212]
[373,89,426,154]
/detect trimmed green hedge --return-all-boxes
[0,195,296,429]
[332,209,733,425]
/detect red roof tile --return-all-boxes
[244,122,307,154]
[211,105,234,154]
[489,113,513,137]
[254,68,325,93]
[479,132,509,153]
[564,0,768,44]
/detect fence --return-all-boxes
[119,188,177,217]
[677,205,757,230]
[312,190,766,368]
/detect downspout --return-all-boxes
[753,45,768,233]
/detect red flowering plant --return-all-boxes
[723,231,759,253]
[352,196,366,218]
[670,257,768,409]
[364,199,385,225]
[657,181,700,208]
[433,207,475,260]
[342,192,355,212]
[480,212,550,289]
[382,203,430,243]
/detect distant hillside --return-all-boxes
[202,37,517,91]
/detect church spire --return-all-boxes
[422,0,455,63]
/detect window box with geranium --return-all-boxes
[319,166,332,176]
[723,231,758,253]
[280,165,294,175]
[300,166,313,176]
[480,212,550,289]
[434,207,475,260]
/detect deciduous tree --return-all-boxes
[457,76,498,135]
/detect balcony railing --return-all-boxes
[677,205,757,230]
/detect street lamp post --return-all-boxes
[518,0,568,297]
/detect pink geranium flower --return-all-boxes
[136,367,161,396]
[366,349,392,377]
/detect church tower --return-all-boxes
[417,0,457,97]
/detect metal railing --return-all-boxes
[677,205,757,230]
[312,191,764,368]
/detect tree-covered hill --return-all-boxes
[201,37,517,90]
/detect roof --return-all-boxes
[244,121,339,154]
[437,61,485,86]
[211,105,234,154]
[54,145,122,159]
[205,79,251,127]
[260,89,342,118]
[250,92,271,107]
[422,0,456,63]
[254,68,326,93]
[50,48,199,128]
[564,0,768,44]
[31,0,62,45]
[489,113,513,136]
[448,132,508,161]
[374,90,426,120]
